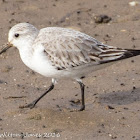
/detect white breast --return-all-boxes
[19,45,57,77]
[31,48,58,77]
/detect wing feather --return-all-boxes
[36,27,126,70]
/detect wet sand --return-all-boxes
[0,0,140,139]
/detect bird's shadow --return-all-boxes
[98,88,140,105]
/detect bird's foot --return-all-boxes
[78,105,85,111]
[19,101,36,109]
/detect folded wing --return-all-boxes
[38,28,137,70]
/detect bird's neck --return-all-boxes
[18,44,34,69]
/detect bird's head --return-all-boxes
[0,23,39,54]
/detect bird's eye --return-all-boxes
[14,33,19,38]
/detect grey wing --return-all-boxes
[42,32,126,70]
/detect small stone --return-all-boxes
[131,37,136,41]
[69,99,80,105]
[42,125,46,128]
[129,1,140,6]
[94,15,111,23]
[122,117,125,119]
[120,83,125,86]
[101,124,105,128]
[109,134,112,137]
[107,105,115,109]
[77,10,81,14]
[56,105,60,108]
[133,86,136,90]
[120,29,127,32]
[77,23,81,26]
[9,19,15,24]
[31,71,35,75]
[124,107,129,110]
[94,34,99,37]
[11,12,15,15]
[37,88,40,90]
[131,60,134,63]
[112,136,117,139]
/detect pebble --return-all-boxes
[42,125,46,128]
[124,107,129,110]
[69,99,80,104]
[94,15,111,23]
[133,86,136,90]
[107,105,115,110]
[120,83,125,86]
[129,1,140,6]
[131,60,134,63]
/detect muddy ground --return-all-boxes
[0,0,140,139]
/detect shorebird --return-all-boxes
[0,23,140,111]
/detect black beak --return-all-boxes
[0,43,12,55]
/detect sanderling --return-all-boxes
[0,23,140,111]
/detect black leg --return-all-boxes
[77,81,85,111]
[19,83,54,109]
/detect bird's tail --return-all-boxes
[100,49,140,64]
[121,49,140,60]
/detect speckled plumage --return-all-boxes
[35,27,127,70]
